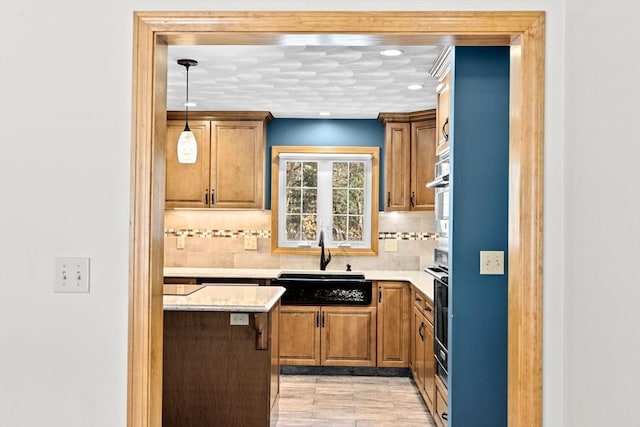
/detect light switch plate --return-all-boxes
[480,251,504,275]
[384,239,398,252]
[55,257,90,293]
[230,313,249,325]
[176,235,186,249]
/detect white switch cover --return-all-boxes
[176,235,186,250]
[230,313,249,325]
[384,239,398,252]
[480,251,504,275]
[55,257,90,293]
[244,236,258,250]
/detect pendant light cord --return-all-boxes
[184,64,191,132]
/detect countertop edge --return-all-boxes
[164,267,434,301]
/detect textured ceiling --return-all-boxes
[167,45,442,119]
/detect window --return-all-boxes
[271,146,379,255]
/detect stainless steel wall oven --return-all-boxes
[425,248,449,386]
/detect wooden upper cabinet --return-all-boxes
[165,111,272,209]
[165,120,211,208]
[436,72,451,156]
[411,120,436,210]
[210,120,265,208]
[384,122,411,211]
[379,110,436,211]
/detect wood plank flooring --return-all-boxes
[273,375,437,427]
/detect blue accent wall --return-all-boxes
[265,119,385,209]
[449,47,510,427]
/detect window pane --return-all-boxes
[348,216,364,241]
[333,215,347,241]
[333,189,347,214]
[302,189,317,213]
[286,188,301,213]
[286,161,301,187]
[301,215,317,241]
[348,189,364,215]
[333,162,348,187]
[286,215,301,240]
[349,162,365,188]
[303,162,318,187]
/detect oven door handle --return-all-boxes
[424,267,448,282]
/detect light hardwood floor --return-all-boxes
[273,375,437,427]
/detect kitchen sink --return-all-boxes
[272,271,372,306]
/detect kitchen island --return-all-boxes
[163,285,285,427]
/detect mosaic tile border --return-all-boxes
[165,229,438,240]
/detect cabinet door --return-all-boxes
[210,120,265,208]
[411,120,436,210]
[384,122,411,211]
[424,317,435,411]
[377,281,410,367]
[165,120,211,208]
[321,306,377,367]
[279,306,321,365]
[436,73,451,155]
[434,375,449,427]
[412,307,427,390]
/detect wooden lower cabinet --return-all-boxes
[435,374,449,427]
[411,288,438,418]
[163,304,280,427]
[280,305,377,367]
[377,281,410,367]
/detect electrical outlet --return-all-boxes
[230,313,249,325]
[480,251,504,275]
[55,257,90,293]
[244,236,258,250]
[176,235,186,249]
[384,239,398,252]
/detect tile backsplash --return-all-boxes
[164,210,437,271]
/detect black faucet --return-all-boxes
[318,229,332,271]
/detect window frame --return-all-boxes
[271,146,379,256]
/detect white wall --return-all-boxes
[564,1,640,426]
[0,1,597,426]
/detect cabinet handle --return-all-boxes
[211,189,215,205]
[425,306,433,312]
[387,192,391,207]
[316,312,320,328]
[442,117,449,142]
[418,322,425,340]
[204,189,209,205]
[415,295,422,302]
[321,312,325,328]
[442,412,448,421]
[410,192,415,207]
[378,288,382,303]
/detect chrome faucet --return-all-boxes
[318,229,332,271]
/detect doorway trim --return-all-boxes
[128,11,545,427]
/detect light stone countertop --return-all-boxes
[164,267,434,302]
[163,285,286,312]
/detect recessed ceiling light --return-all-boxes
[380,49,403,57]
[319,112,331,116]
[407,84,423,90]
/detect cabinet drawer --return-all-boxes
[413,290,434,324]
[434,375,448,427]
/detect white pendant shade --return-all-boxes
[177,130,198,164]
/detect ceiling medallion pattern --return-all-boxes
[167,45,442,119]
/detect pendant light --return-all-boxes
[177,59,198,164]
